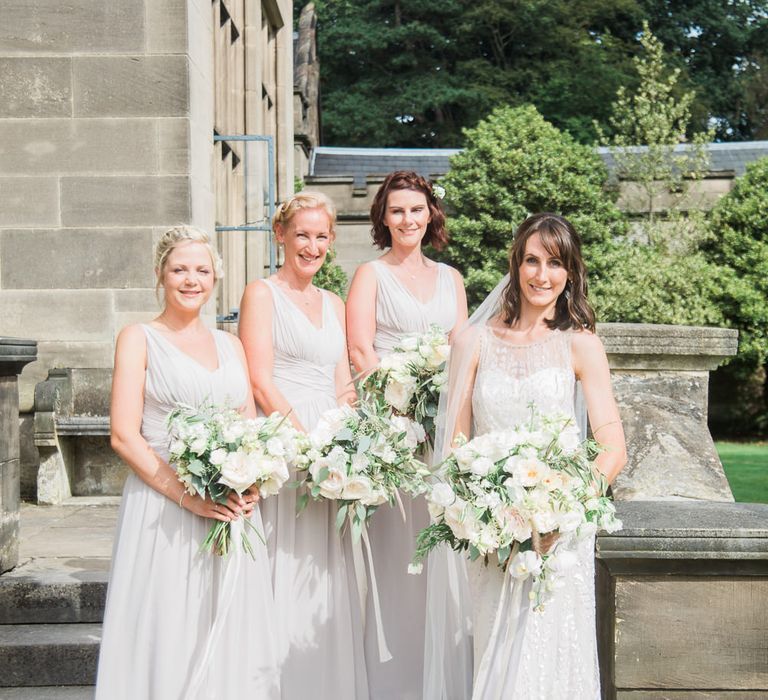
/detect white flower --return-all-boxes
[430,483,457,508]
[170,439,186,457]
[511,456,550,487]
[265,437,285,457]
[400,336,419,351]
[219,451,259,494]
[209,448,228,466]
[318,466,347,500]
[360,489,388,506]
[509,550,543,579]
[557,425,582,454]
[443,499,480,541]
[351,452,369,473]
[471,525,500,555]
[222,421,245,444]
[391,415,426,449]
[258,461,289,498]
[495,504,532,542]
[342,475,375,501]
[432,184,446,199]
[408,562,423,575]
[384,377,417,413]
[469,456,495,478]
[190,437,209,456]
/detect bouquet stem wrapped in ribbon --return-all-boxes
[412,407,622,611]
[294,401,430,660]
[168,404,301,558]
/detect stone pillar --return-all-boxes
[598,323,738,501]
[0,338,37,574]
[597,501,768,698]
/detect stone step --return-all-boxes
[0,623,100,687]
[0,686,94,699]
[0,559,108,625]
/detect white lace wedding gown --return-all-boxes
[95,325,280,700]
[257,280,368,700]
[468,327,600,700]
[365,259,458,699]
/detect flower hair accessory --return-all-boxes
[432,184,446,200]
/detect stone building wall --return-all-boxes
[0,0,295,498]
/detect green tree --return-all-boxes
[596,21,714,234]
[314,246,349,299]
[436,104,625,307]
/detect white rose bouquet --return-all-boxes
[167,404,301,557]
[361,325,450,447]
[411,409,621,610]
[294,402,430,541]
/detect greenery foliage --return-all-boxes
[436,104,625,307]
[311,0,768,146]
[314,246,349,299]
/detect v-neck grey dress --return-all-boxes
[95,325,280,699]
[365,260,458,700]
[258,280,369,700]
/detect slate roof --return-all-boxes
[310,142,768,186]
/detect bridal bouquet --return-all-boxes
[361,325,450,446]
[168,404,300,557]
[295,402,430,541]
[411,409,621,610]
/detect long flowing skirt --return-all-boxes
[96,473,280,700]
[467,535,600,700]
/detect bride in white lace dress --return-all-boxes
[426,213,626,699]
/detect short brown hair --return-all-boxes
[500,213,596,332]
[369,171,448,251]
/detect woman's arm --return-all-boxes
[238,280,305,432]
[110,325,242,520]
[330,293,358,406]
[572,331,627,484]
[346,262,380,376]
[449,328,481,446]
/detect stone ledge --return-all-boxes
[0,339,37,377]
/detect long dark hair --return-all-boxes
[500,213,596,332]
[369,171,448,251]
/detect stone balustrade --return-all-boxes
[598,323,738,501]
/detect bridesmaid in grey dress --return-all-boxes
[346,171,468,699]
[239,192,368,699]
[97,226,280,699]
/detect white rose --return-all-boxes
[351,452,370,474]
[557,425,582,454]
[222,421,245,444]
[318,467,346,500]
[190,437,208,456]
[209,448,228,466]
[430,482,457,508]
[509,550,543,579]
[258,462,289,497]
[342,475,374,501]
[400,336,419,351]
[391,416,425,449]
[495,504,532,542]
[557,508,584,533]
[470,456,495,478]
[170,439,186,457]
[407,562,423,575]
[443,499,480,541]
[265,437,285,457]
[360,489,388,506]
[219,451,259,493]
[531,510,558,534]
[384,377,416,414]
[471,525,500,555]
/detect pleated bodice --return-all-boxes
[141,324,248,460]
[372,259,457,356]
[264,279,344,430]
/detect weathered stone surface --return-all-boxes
[0,377,20,464]
[146,0,188,54]
[73,56,189,118]
[612,578,768,690]
[0,119,156,175]
[0,0,144,53]
[60,176,190,227]
[598,323,739,371]
[0,229,154,289]
[0,459,20,574]
[113,288,159,312]
[0,291,112,343]
[0,58,71,117]
[158,118,190,174]
[70,437,128,498]
[597,501,768,696]
[17,341,114,414]
[18,414,37,502]
[610,371,734,501]
[596,323,738,502]
[0,177,58,227]
[616,692,768,699]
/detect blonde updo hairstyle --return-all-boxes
[154,225,224,299]
[272,191,337,239]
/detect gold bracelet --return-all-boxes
[178,491,187,509]
[593,419,621,435]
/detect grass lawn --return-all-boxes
[716,442,768,503]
